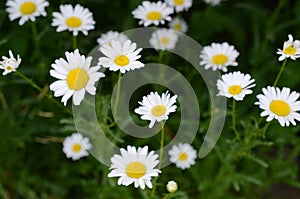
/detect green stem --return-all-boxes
[113,72,122,119]
[273,59,287,87]
[15,70,71,114]
[31,23,39,62]
[72,35,77,50]
[151,122,165,198]
[231,99,240,140]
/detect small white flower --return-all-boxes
[135,90,177,128]
[97,30,128,47]
[0,50,21,75]
[169,17,188,33]
[168,143,197,169]
[6,0,49,25]
[165,0,192,12]
[108,145,161,189]
[199,42,239,72]
[217,71,256,101]
[62,133,92,161]
[98,39,144,74]
[49,49,105,106]
[255,86,300,127]
[52,4,95,36]
[149,28,179,51]
[132,1,173,27]
[166,181,178,193]
[203,0,224,6]
[277,34,300,61]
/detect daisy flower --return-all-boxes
[149,28,179,51]
[49,49,105,106]
[166,180,178,193]
[132,1,173,27]
[62,132,92,161]
[98,39,144,74]
[165,0,192,12]
[203,0,223,6]
[169,17,188,33]
[168,143,197,169]
[52,4,95,36]
[97,30,128,47]
[134,90,177,128]
[217,71,256,101]
[6,0,49,26]
[277,34,300,61]
[0,50,21,75]
[108,145,161,189]
[199,42,239,72]
[255,86,300,127]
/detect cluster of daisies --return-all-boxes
[200,34,300,127]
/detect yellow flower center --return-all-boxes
[125,162,147,179]
[66,68,89,91]
[178,152,188,161]
[269,100,291,117]
[173,23,181,31]
[152,105,167,116]
[212,54,229,65]
[146,11,162,21]
[173,0,184,6]
[114,55,129,66]
[20,2,37,15]
[65,17,82,28]
[283,46,296,55]
[228,85,242,95]
[72,143,82,152]
[6,66,13,71]
[160,37,170,45]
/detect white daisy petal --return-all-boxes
[0,50,21,75]
[149,28,179,51]
[168,143,197,170]
[165,0,192,12]
[277,34,300,61]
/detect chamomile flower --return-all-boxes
[277,34,300,61]
[52,4,95,36]
[98,39,144,74]
[203,0,223,6]
[62,133,92,161]
[255,86,300,127]
[49,49,105,106]
[132,1,173,27]
[217,71,256,101]
[149,28,179,51]
[0,50,21,75]
[166,181,178,193]
[168,143,197,169]
[134,90,177,128]
[169,17,188,33]
[97,31,128,47]
[200,42,239,72]
[165,0,192,12]
[108,145,161,189]
[6,0,49,26]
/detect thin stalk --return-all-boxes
[72,35,77,50]
[31,23,39,62]
[273,59,287,87]
[113,72,122,119]
[231,99,240,140]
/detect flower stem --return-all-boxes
[231,99,240,140]
[15,70,71,114]
[31,23,39,62]
[273,59,287,87]
[113,72,122,119]
[72,35,77,50]
[151,122,165,198]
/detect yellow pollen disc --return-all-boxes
[66,68,89,91]
[6,66,13,71]
[160,37,170,45]
[125,162,147,179]
[114,55,129,66]
[212,54,229,65]
[146,11,162,21]
[228,85,242,95]
[65,17,82,28]
[269,100,291,117]
[173,0,184,6]
[178,152,188,161]
[72,143,82,152]
[174,23,181,31]
[283,46,296,55]
[20,2,37,15]
[152,105,167,116]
